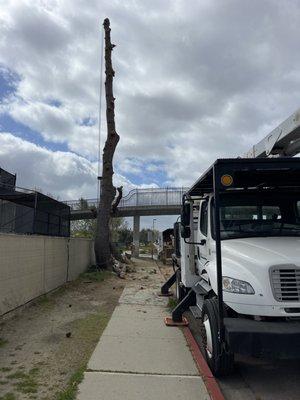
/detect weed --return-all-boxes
[0,368,11,373]
[55,366,85,400]
[35,286,66,308]
[80,270,112,282]
[10,368,39,394]
[6,371,26,379]
[0,338,8,348]
[71,313,109,341]
[53,286,67,296]
[0,393,16,400]
[167,297,178,310]
[36,295,50,305]
[29,368,39,375]
[14,378,38,394]
[35,294,56,310]
[0,380,8,385]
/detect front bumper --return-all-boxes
[224,317,300,358]
[225,299,300,317]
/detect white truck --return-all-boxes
[161,109,300,376]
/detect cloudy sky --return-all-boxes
[0,0,300,229]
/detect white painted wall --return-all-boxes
[0,234,94,316]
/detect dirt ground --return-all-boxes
[0,257,171,400]
[0,268,126,400]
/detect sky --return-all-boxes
[0,0,300,230]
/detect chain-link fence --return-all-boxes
[0,180,70,237]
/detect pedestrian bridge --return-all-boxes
[65,187,186,258]
[66,187,186,220]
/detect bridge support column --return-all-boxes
[133,215,140,258]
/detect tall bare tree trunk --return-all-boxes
[94,18,120,269]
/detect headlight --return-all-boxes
[222,276,255,294]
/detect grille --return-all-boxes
[270,266,300,302]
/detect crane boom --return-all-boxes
[244,108,300,158]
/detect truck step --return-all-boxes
[193,280,210,295]
[189,306,202,319]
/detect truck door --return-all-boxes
[197,200,209,269]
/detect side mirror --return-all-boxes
[181,202,191,227]
[181,201,191,239]
[181,225,191,239]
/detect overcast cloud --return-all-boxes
[0,0,300,229]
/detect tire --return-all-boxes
[201,298,234,376]
[175,269,184,301]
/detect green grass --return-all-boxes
[34,294,55,310]
[6,371,26,379]
[71,313,109,340]
[80,270,112,282]
[0,338,8,348]
[53,286,67,296]
[167,297,178,310]
[54,313,110,399]
[0,367,12,373]
[0,393,16,400]
[55,366,85,400]
[8,368,39,394]
[36,295,50,305]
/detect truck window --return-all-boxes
[212,192,300,240]
[261,206,281,220]
[200,201,208,236]
[222,205,281,220]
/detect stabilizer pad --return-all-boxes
[164,316,189,326]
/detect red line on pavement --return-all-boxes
[183,327,225,400]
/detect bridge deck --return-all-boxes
[66,188,186,220]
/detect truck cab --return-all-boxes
[196,191,300,316]
[169,158,300,376]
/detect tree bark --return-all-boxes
[94,18,120,269]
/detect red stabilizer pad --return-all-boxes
[164,316,189,326]
[158,292,173,297]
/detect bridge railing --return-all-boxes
[119,187,187,207]
[64,187,187,211]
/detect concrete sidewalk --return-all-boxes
[76,267,210,400]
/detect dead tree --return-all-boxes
[111,185,123,213]
[94,18,121,269]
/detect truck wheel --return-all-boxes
[201,298,234,376]
[175,269,184,301]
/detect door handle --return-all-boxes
[199,239,206,246]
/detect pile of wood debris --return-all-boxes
[112,252,135,279]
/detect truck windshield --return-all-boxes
[214,192,300,240]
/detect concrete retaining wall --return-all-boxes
[0,233,94,316]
